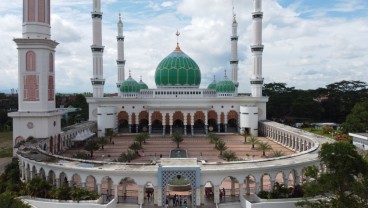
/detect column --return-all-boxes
[169,112,173,135]
[204,111,208,134]
[128,113,132,133]
[239,183,244,196]
[114,184,119,199]
[97,183,102,195]
[214,185,220,204]
[155,187,162,206]
[283,175,289,187]
[270,180,275,190]
[138,186,144,205]
[255,182,260,193]
[259,177,263,192]
[191,113,194,136]
[295,175,301,185]
[55,178,60,188]
[148,111,152,134]
[184,113,187,136]
[246,177,251,195]
[200,185,205,205]
[224,113,228,133]
[162,116,166,136]
[231,178,236,196]
[196,187,201,206]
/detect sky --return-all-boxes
[0,0,367,94]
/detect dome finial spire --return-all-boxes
[175,30,181,50]
[140,75,142,82]
[213,75,216,82]
[129,70,131,78]
[224,69,228,80]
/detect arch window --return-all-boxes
[26,51,36,71]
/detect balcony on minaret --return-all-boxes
[251,45,264,52]
[91,78,105,86]
[252,12,263,19]
[91,12,103,19]
[91,45,104,52]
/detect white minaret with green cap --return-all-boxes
[91,0,105,98]
[250,0,264,97]
[116,13,126,95]
[230,7,239,90]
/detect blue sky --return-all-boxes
[0,0,367,94]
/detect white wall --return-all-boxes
[21,197,117,208]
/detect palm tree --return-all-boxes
[172,131,184,148]
[118,150,136,162]
[208,133,220,144]
[98,137,109,150]
[241,131,249,143]
[256,142,273,157]
[129,142,142,155]
[249,135,258,149]
[215,139,228,155]
[221,150,237,161]
[84,139,100,158]
[135,133,149,146]
[105,128,114,143]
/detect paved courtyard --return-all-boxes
[63,134,295,163]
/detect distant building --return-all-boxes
[349,133,368,150]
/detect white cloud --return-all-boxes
[0,0,367,94]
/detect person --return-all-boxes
[165,198,169,208]
[223,187,226,196]
[160,153,162,158]
[142,150,145,157]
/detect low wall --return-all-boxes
[21,196,117,208]
[241,194,322,208]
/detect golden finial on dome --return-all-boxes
[175,30,181,51]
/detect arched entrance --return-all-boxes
[194,119,205,134]
[173,119,184,134]
[118,111,129,133]
[166,175,192,207]
[208,111,218,133]
[159,167,200,207]
[219,176,240,203]
[101,176,115,203]
[118,177,138,204]
[139,111,149,132]
[152,120,163,134]
[227,111,238,133]
[203,181,215,206]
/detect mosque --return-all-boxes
[87,0,267,138]
[9,1,332,208]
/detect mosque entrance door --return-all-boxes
[173,119,184,134]
[152,120,163,134]
[194,119,205,134]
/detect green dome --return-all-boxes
[207,79,217,90]
[138,79,149,90]
[216,80,236,93]
[155,45,201,88]
[120,76,140,93]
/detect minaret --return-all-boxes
[250,0,264,97]
[230,10,239,91]
[10,0,62,154]
[91,0,105,98]
[116,13,126,95]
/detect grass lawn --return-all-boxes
[0,131,13,158]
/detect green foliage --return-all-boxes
[70,187,99,202]
[256,142,272,156]
[0,191,31,208]
[220,150,237,161]
[84,139,100,158]
[135,133,149,146]
[0,160,23,193]
[25,176,53,198]
[118,150,137,162]
[341,100,368,133]
[208,133,220,144]
[269,150,285,158]
[297,142,368,208]
[129,142,142,154]
[249,135,258,149]
[240,132,249,143]
[50,184,72,200]
[321,125,334,134]
[98,137,109,150]
[257,182,295,199]
[214,139,227,155]
[172,131,184,148]
[72,151,90,160]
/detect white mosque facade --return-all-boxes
[9,1,333,208]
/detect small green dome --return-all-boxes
[216,80,236,93]
[120,76,140,93]
[155,45,201,88]
[207,78,217,90]
[138,79,149,90]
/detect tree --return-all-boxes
[215,139,228,155]
[118,150,137,162]
[25,176,52,198]
[172,131,184,148]
[208,133,220,144]
[84,139,100,158]
[249,135,258,149]
[98,137,109,150]
[129,142,142,155]
[221,150,237,161]
[241,132,249,143]
[135,133,149,146]
[105,128,114,143]
[0,192,31,208]
[269,150,285,158]
[341,100,368,133]
[256,142,272,157]
[296,142,368,208]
